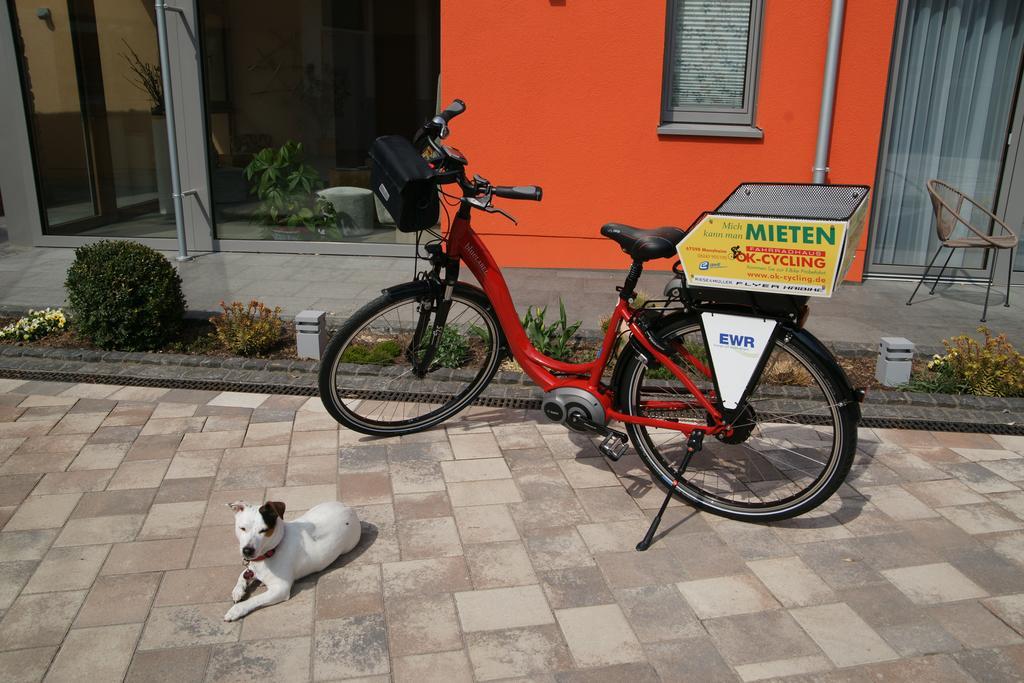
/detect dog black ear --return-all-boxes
[259,501,286,524]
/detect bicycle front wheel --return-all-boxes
[319,282,503,436]
[616,315,857,521]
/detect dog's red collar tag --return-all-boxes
[242,569,254,580]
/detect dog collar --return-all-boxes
[242,529,283,578]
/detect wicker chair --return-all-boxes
[906,179,1018,321]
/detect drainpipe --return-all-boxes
[155,1,191,261]
[812,0,846,184]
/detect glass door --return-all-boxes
[9,0,177,238]
[868,0,1024,279]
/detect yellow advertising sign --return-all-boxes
[677,206,866,298]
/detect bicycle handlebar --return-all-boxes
[493,185,543,201]
[437,99,466,123]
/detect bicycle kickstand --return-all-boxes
[636,430,704,552]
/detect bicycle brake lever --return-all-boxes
[485,205,518,225]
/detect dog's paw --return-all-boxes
[231,585,246,603]
[223,604,247,622]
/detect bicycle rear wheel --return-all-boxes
[616,314,857,521]
[319,282,503,435]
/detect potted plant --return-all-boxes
[121,40,171,215]
[244,141,337,240]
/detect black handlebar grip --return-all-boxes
[438,99,466,123]
[494,185,543,201]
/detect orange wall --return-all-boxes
[441,0,897,276]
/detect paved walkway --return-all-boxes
[0,244,1020,345]
[2,380,1024,681]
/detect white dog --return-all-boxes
[224,500,361,621]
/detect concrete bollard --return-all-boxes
[875,337,914,387]
[295,310,328,360]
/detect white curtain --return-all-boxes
[871,0,1024,269]
[670,0,752,109]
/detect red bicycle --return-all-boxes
[320,100,861,523]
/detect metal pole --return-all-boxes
[812,0,846,184]
[155,1,191,261]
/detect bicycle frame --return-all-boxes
[444,207,725,436]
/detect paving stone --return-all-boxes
[338,472,392,505]
[465,541,537,588]
[126,434,182,461]
[952,644,1024,683]
[188,524,238,568]
[593,548,688,589]
[382,556,472,598]
[44,623,141,682]
[464,624,572,681]
[524,527,595,570]
[180,429,246,451]
[264,484,337,513]
[577,520,654,554]
[574,486,647,522]
[316,563,383,620]
[154,476,214,504]
[22,544,109,593]
[385,592,462,656]
[882,562,988,604]
[393,491,451,521]
[68,442,131,470]
[441,457,512,482]
[49,412,107,435]
[746,556,837,608]
[102,537,195,574]
[859,485,939,521]
[449,432,503,460]
[53,513,145,547]
[137,602,240,650]
[166,450,223,479]
[855,653,975,681]
[0,646,57,683]
[849,532,943,570]
[556,457,620,489]
[202,487,265,527]
[677,573,780,618]
[313,613,389,679]
[389,460,446,495]
[614,583,703,643]
[214,464,286,491]
[455,584,554,632]
[286,455,336,485]
[393,649,474,683]
[937,503,1024,534]
[953,447,1020,462]
[153,565,244,607]
[108,460,170,490]
[453,504,520,544]
[983,594,1024,636]
[75,572,162,627]
[703,609,819,667]
[208,391,269,409]
[239,586,315,641]
[644,637,740,683]
[0,450,77,476]
[493,423,546,450]
[791,602,899,667]
[0,561,35,610]
[4,493,80,530]
[0,473,40,506]
[555,603,644,667]
[943,461,1020,494]
[289,429,337,456]
[510,496,589,533]
[0,529,58,560]
[150,402,200,419]
[89,426,143,445]
[33,469,113,495]
[0,590,85,650]
[140,416,206,436]
[397,516,463,560]
[447,479,522,506]
[538,565,614,610]
[220,444,289,468]
[71,488,156,519]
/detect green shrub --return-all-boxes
[429,326,469,369]
[0,308,67,343]
[341,339,402,365]
[916,326,1024,397]
[211,300,284,357]
[522,299,582,362]
[65,241,186,351]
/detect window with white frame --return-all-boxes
[661,0,765,135]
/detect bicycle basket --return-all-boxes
[369,135,440,233]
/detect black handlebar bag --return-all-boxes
[369,136,440,233]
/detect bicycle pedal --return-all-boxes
[599,431,629,461]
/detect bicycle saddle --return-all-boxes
[600,223,686,262]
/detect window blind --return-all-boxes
[670,0,753,110]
